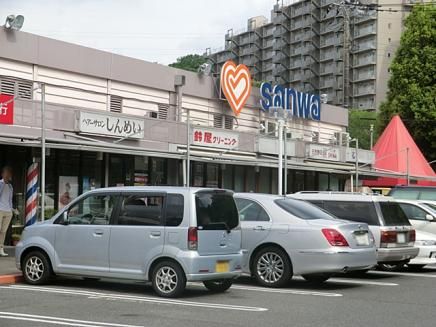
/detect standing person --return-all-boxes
[0,166,14,257]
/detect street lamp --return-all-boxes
[349,137,359,192]
[4,14,24,31]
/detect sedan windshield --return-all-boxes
[275,198,337,220]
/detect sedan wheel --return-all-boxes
[151,261,186,298]
[23,251,52,285]
[253,247,292,288]
[302,273,331,284]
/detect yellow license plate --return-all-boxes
[215,261,229,273]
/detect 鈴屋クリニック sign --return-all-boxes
[220,60,252,117]
[0,94,14,125]
[260,82,321,121]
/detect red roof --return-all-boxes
[363,115,436,187]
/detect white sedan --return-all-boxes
[408,230,436,269]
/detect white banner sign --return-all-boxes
[192,128,239,150]
[307,144,340,162]
[78,111,145,139]
[346,148,375,165]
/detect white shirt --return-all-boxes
[0,179,13,212]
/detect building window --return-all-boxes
[213,113,223,128]
[224,115,234,130]
[388,23,391,29]
[388,38,391,43]
[387,53,391,58]
[0,77,33,99]
[110,95,122,113]
[157,104,169,120]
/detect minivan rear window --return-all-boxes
[378,202,411,226]
[195,191,238,230]
[322,201,381,226]
[275,198,336,220]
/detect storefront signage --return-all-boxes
[346,148,375,165]
[220,60,252,117]
[77,111,144,139]
[192,127,239,150]
[260,82,321,121]
[0,94,14,125]
[306,144,339,161]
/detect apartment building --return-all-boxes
[206,0,420,111]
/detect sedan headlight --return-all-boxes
[415,240,436,246]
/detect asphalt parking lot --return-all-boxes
[1,266,436,327]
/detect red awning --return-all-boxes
[363,115,436,187]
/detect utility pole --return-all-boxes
[41,83,46,221]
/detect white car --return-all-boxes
[396,200,436,234]
[409,230,436,269]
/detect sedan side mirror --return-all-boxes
[425,214,434,222]
[62,211,69,225]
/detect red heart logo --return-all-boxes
[220,61,252,117]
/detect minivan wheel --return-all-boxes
[378,263,404,272]
[23,251,52,285]
[252,246,292,288]
[203,279,233,293]
[302,273,331,284]
[151,261,186,298]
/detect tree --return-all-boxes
[377,4,436,161]
[169,54,206,72]
[348,109,378,150]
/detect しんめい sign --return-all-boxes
[192,128,239,150]
[0,94,14,125]
[77,111,145,139]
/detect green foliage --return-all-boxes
[378,5,436,161]
[169,54,207,72]
[348,109,378,150]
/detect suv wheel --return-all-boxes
[151,261,186,298]
[302,273,332,284]
[203,279,233,293]
[23,251,52,285]
[252,246,292,288]
[378,263,404,272]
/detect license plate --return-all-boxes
[397,233,406,244]
[215,261,229,273]
[354,232,370,246]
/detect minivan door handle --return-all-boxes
[150,231,161,238]
[93,230,104,236]
[253,226,266,231]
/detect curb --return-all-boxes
[0,273,23,285]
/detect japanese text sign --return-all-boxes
[77,111,145,139]
[192,128,239,150]
[0,94,14,125]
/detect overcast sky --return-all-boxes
[1,0,276,64]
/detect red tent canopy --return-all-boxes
[363,115,436,187]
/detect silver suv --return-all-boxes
[290,192,418,271]
[16,187,243,297]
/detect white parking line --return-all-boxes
[190,283,343,297]
[318,278,398,286]
[370,271,436,278]
[1,285,268,312]
[0,311,143,327]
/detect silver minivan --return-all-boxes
[16,187,243,297]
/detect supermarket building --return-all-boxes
[0,28,374,220]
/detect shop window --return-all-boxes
[150,158,166,185]
[110,95,123,113]
[330,175,339,191]
[246,167,255,192]
[193,162,204,187]
[305,171,316,191]
[234,166,245,192]
[259,167,270,193]
[206,164,219,188]
[222,165,233,189]
[319,173,329,191]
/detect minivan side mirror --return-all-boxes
[425,214,434,222]
[62,211,69,225]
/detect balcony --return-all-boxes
[352,56,376,68]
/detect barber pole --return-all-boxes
[25,163,39,226]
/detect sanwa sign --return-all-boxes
[260,82,321,121]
